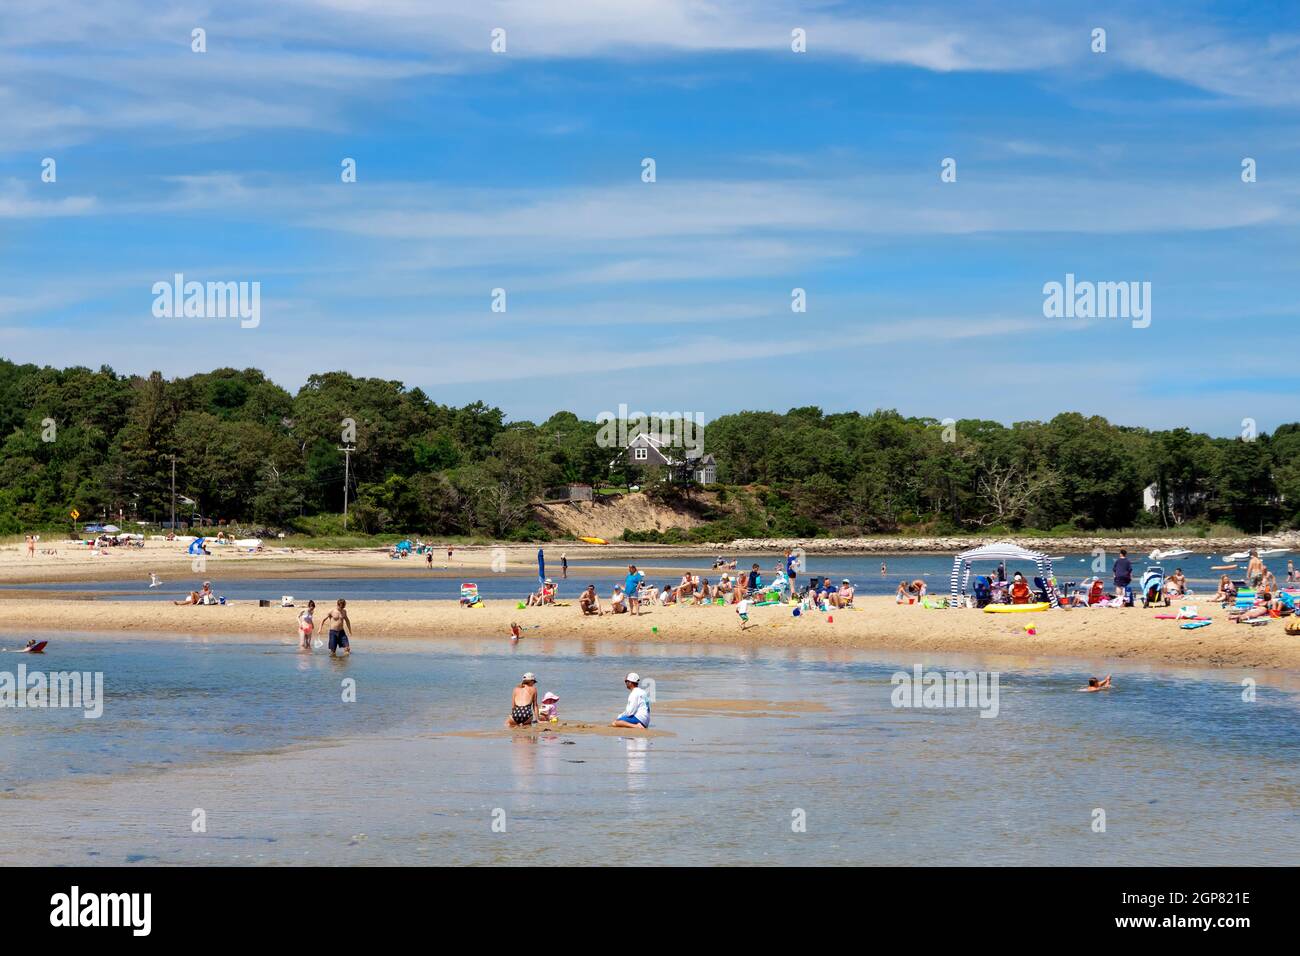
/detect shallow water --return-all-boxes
[2,632,1298,865]
[0,550,1249,604]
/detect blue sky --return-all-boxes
[2,0,1298,433]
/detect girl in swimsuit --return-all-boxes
[297,601,316,650]
[506,673,539,727]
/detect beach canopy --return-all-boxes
[949,542,1060,608]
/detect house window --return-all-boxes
[633,448,648,461]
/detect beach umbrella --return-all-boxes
[537,548,545,585]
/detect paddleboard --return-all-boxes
[983,602,1051,613]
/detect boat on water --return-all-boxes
[1149,548,1193,561]
[1224,548,1290,561]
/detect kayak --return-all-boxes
[578,537,608,545]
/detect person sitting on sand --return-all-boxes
[1212,575,1236,603]
[611,672,651,728]
[317,598,353,656]
[297,600,316,650]
[832,579,854,609]
[174,581,215,606]
[579,584,603,615]
[526,579,556,607]
[610,585,627,614]
[538,691,559,722]
[1166,568,1188,598]
[1010,572,1032,605]
[694,577,714,604]
[1079,675,1112,693]
[895,581,910,604]
[506,673,539,727]
[659,583,675,606]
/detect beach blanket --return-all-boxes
[1180,620,1212,630]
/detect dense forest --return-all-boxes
[1,358,1297,540]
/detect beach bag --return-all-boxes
[1286,619,1300,636]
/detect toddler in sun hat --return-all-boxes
[538,691,560,722]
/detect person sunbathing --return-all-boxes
[1079,675,1112,692]
[174,582,214,606]
[1229,591,1273,623]
[831,579,854,608]
[526,579,557,607]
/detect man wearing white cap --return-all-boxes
[611,672,651,728]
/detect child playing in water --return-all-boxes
[1079,675,1112,692]
[297,600,316,650]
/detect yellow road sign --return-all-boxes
[70,509,80,520]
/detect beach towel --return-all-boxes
[1180,620,1212,630]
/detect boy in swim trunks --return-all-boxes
[317,598,353,656]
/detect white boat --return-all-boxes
[1223,548,1289,561]
[1149,548,1193,561]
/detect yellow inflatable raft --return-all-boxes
[983,602,1051,613]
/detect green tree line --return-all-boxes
[2,359,1297,538]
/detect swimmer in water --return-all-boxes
[1079,675,1112,692]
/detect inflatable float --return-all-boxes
[983,602,1051,614]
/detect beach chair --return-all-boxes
[459,583,483,608]
[1234,588,1256,612]
[1140,566,1168,608]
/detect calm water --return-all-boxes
[2,632,1298,865]
[0,550,1249,604]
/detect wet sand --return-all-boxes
[1,594,1296,671]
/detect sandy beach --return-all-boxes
[2,539,1296,671]
[2,593,1296,671]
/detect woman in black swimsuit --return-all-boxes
[506,673,539,727]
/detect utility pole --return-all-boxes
[163,455,177,530]
[338,445,355,529]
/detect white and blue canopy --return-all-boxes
[949,542,1060,608]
